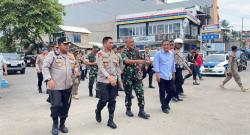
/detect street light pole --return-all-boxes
[240,17,243,48]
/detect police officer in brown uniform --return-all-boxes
[43,37,76,135]
[95,37,120,129]
[35,48,48,93]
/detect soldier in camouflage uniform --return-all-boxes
[220,46,248,92]
[84,46,99,97]
[121,37,150,119]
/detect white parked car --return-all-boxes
[200,54,229,76]
[1,53,26,74]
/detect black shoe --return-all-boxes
[177,98,183,101]
[107,120,117,129]
[149,86,155,88]
[95,109,102,123]
[89,93,93,97]
[138,110,150,119]
[38,88,42,93]
[59,125,68,133]
[179,93,186,98]
[167,105,171,110]
[162,109,169,114]
[193,82,200,85]
[172,97,179,102]
[46,97,51,103]
[126,109,134,117]
[52,124,59,135]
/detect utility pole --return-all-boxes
[241,17,244,48]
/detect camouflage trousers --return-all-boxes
[88,72,99,96]
[223,71,243,87]
[123,79,145,109]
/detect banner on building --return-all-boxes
[133,36,156,43]
[202,24,221,33]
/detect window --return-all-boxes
[191,25,198,37]
[153,26,157,35]
[119,28,129,37]
[164,24,169,34]
[173,23,181,33]
[169,24,173,33]
[157,24,164,34]
[73,34,81,43]
[119,24,146,37]
[148,26,153,35]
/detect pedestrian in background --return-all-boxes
[72,50,81,100]
[186,47,200,85]
[0,54,7,97]
[220,46,248,92]
[142,45,155,88]
[84,46,99,97]
[195,49,203,80]
[170,40,175,51]
[95,37,119,129]
[154,39,176,114]
[35,48,49,93]
[43,37,76,135]
[80,50,87,81]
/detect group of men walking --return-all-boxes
[33,36,249,135]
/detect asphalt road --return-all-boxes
[0,67,250,135]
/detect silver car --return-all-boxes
[1,53,26,74]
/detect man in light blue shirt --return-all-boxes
[153,39,176,114]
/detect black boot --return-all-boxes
[138,108,150,119]
[107,113,117,129]
[89,88,93,97]
[126,108,134,117]
[52,118,59,135]
[59,118,68,133]
[95,109,102,123]
[149,77,155,88]
[38,87,42,93]
[149,86,155,88]
[96,90,100,98]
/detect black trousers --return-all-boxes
[174,68,184,98]
[96,82,117,118]
[158,79,174,110]
[184,64,197,81]
[190,64,197,80]
[80,69,86,80]
[142,66,154,87]
[49,88,72,119]
[37,72,43,89]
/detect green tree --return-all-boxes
[221,19,230,29]
[0,0,64,53]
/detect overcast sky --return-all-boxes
[59,0,250,30]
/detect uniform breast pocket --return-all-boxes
[55,59,65,68]
[103,58,109,68]
[69,60,75,68]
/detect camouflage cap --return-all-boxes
[92,45,99,50]
[117,44,125,49]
